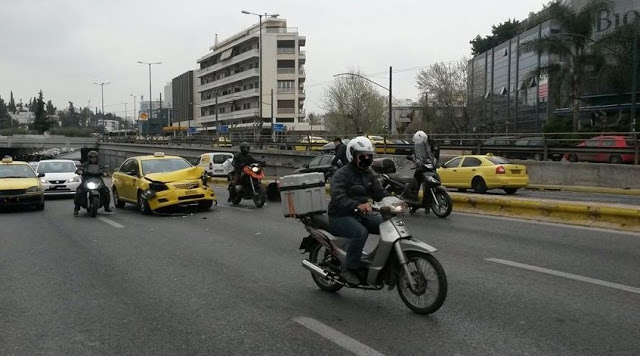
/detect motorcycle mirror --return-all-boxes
[38,172,45,178]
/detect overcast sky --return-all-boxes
[0,0,547,119]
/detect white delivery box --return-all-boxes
[279,172,327,217]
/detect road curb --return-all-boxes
[526,184,640,196]
[448,193,640,232]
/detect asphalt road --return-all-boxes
[1,191,639,355]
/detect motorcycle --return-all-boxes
[298,194,448,314]
[77,164,108,218]
[231,162,266,208]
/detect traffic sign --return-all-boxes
[273,123,285,132]
[187,127,197,134]
[218,125,228,133]
[139,112,149,121]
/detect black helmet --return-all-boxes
[87,150,99,160]
[239,142,250,154]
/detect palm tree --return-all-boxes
[520,0,612,132]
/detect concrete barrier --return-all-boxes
[98,143,640,190]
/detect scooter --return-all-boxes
[230,162,266,208]
[77,164,108,218]
[298,194,448,314]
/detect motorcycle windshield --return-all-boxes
[414,142,434,164]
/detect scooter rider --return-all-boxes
[228,142,261,202]
[74,150,111,216]
[328,136,388,285]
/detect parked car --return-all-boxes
[36,159,82,196]
[564,135,636,164]
[367,135,396,154]
[294,154,337,182]
[213,137,232,147]
[437,154,529,194]
[509,137,563,161]
[195,152,235,177]
[294,136,328,151]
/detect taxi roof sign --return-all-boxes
[154,152,165,157]
[2,156,13,164]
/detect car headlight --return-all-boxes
[251,167,259,173]
[86,182,99,190]
[68,176,80,183]
[40,178,47,183]
[26,186,42,193]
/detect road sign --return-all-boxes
[139,112,149,121]
[218,125,228,133]
[187,127,197,134]
[273,123,285,132]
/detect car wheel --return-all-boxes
[36,199,45,211]
[137,191,152,215]
[198,200,214,210]
[504,188,518,195]
[568,154,578,162]
[472,177,488,194]
[609,155,622,164]
[533,153,543,161]
[113,187,126,208]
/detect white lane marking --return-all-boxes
[486,258,640,295]
[454,212,640,237]
[98,217,124,228]
[293,316,385,356]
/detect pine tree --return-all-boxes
[8,91,16,114]
[32,90,52,134]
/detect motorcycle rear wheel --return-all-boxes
[309,244,343,292]
[89,195,100,217]
[431,187,452,218]
[397,252,447,314]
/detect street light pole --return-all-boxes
[93,82,110,129]
[130,94,137,136]
[242,10,279,142]
[632,19,638,133]
[137,61,162,136]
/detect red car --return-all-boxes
[564,135,636,164]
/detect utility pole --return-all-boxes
[93,82,110,129]
[137,61,162,136]
[130,94,138,136]
[632,19,638,133]
[388,66,393,135]
[271,88,275,142]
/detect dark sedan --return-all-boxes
[294,154,337,182]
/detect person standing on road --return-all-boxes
[331,137,347,168]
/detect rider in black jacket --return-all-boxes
[228,142,261,202]
[328,136,388,285]
[73,150,111,215]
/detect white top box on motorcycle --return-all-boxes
[279,172,326,217]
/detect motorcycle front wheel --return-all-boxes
[397,252,447,314]
[89,195,100,217]
[309,243,343,292]
[253,183,266,208]
[431,187,452,218]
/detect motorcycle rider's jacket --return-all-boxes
[328,163,388,217]
[232,152,260,173]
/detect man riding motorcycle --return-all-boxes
[74,150,111,216]
[228,142,261,202]
[405,131,440,211]
[328,136,388,285]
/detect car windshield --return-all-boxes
[487,156,511,164]
[37,161,77,173]
[0,164,37,178]
[142,158,191,174]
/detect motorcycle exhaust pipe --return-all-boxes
[302,259,329,278]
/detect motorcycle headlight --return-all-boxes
[251,166,259,173]
[68,176,80,183]
[426,163,435,170]
[86,182,100,190]
[26,186,42,193]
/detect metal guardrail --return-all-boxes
[102,132,640,165]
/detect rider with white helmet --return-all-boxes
[327,136,388,285]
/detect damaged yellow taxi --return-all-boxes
[111,152,217,214]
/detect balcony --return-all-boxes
[199,108,260,124]
[197,49,259,77]
[199,68,259,93]
[265,27,298,34]
[199,88,260,107]
[277,47,295,54]
[277,107,295,114]
[277,88,295,94]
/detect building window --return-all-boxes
[277,80,294,89]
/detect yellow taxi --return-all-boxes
[0,156,45,210]
[295,136,329,151]
[367,135,396,154]
[111,152,217,214]
[213,136,232,147]
[437,154,528,194]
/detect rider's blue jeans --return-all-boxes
[329,214,383,270]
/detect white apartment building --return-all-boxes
[195,17,306,133]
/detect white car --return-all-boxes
[36,159,82,196]
[195,152,235,177]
